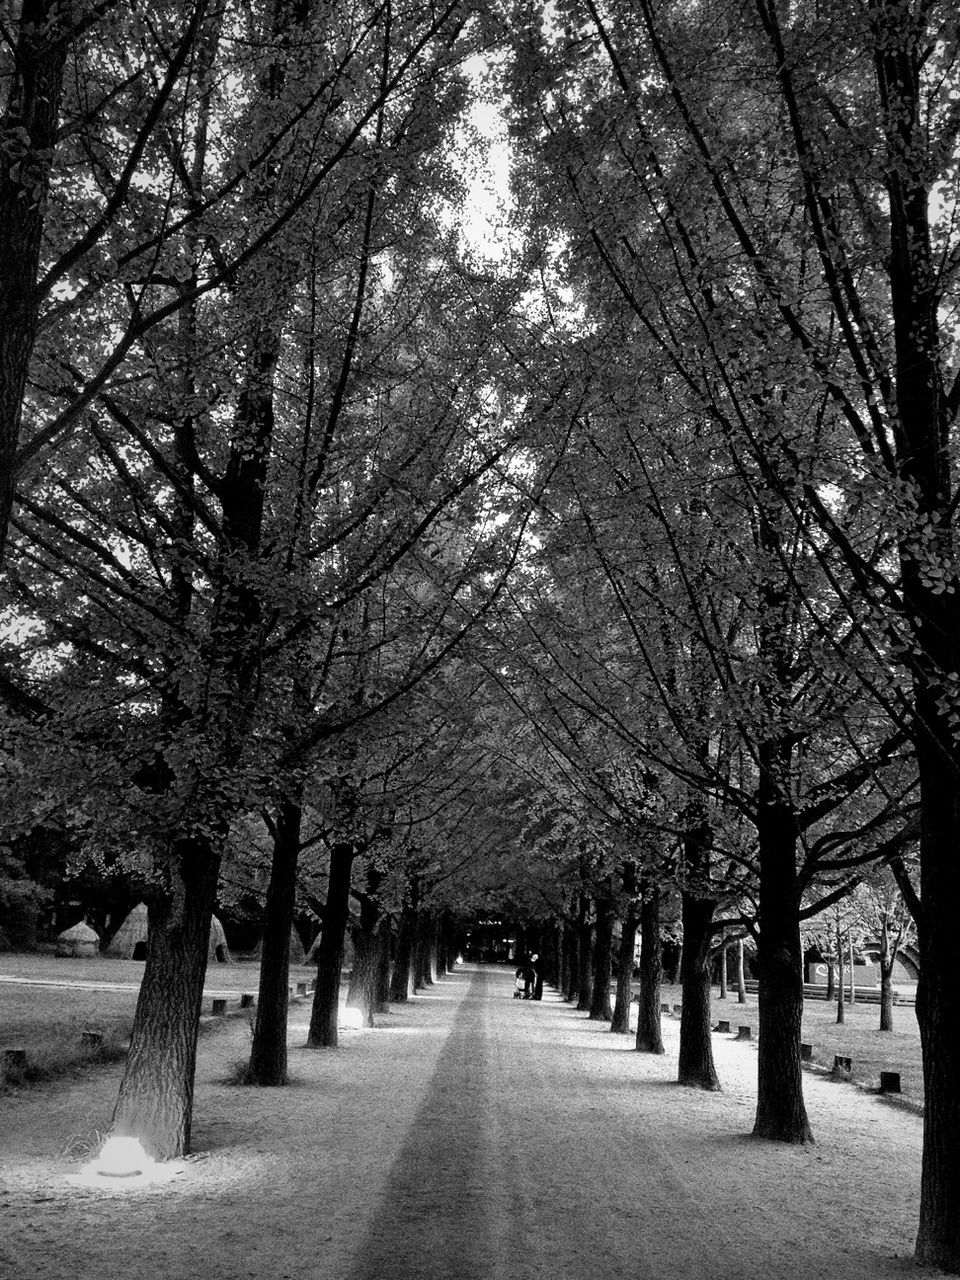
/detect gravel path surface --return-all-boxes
[0,964,941,1280]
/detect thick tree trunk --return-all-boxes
[753,741,811,1142]
[375,923,392,1012]
[825,961,836,1002]
[635,888,664,1054]
[576,896,593,1012]
[109,838,220,1159]
[718,940,728,999]
[564,911,581,1003]
[544,920,560,989]
[558,917,571,996]
[307,844,356,1048]
[390,903,417,1003]
[836,924,846,1025]
[677,889,720,1090]
[248,795,302,1085]
[611,898,638,1034]
[878,916,895,1032]
[736,938,747,1003]
[870,11,960,1263]
[914,729,960,1268]
[346,868,384,1027]
[415,910,437,989]
[879,958,895,1032]
[589,892,614,1021]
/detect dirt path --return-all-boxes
[0,964,940,1280]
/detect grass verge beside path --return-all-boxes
[697,983,923,1104]
[0,953,316,1091]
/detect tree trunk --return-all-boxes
[736,938,747,1003]
[109,838,220,1159]
[913,724,960,1268]
[825,961,835,1002]
[589,891,614,1021]
[635,887,664,1054]
[564,911,580,1003]
[248,794,302,1085]
[718,939,728,1000]
[307,844,356,1048]
[611,897,639,1034]
[878,917,894,1032]
[849,932,856,1005]
[415,910,436,989]
[677,888,720,1090]
[836,923,846,1025]
[576,895,593,1012]
[558,917,571,996]
[390,903,417,1003]
[752,737,811,1142]
[346,867,385,1027]
[374,922,392,1013]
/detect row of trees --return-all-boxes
[2,0,959,1270]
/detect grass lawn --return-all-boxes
[0,953,316,1090]
[2,955,925,1108]
[703,983,923,1105]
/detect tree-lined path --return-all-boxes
[0,967,928,1280]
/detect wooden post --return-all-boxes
[3,1048,26,1067]
[211,997,227,1016]
[240,993,255,1008]
[880,1070,901,1093]
[717,1019,730,1033]
[80,1030,103,1048]
[296,981,307,996]
[800,1042,813,1060]
[833,1054,852,1072]
[737,1025,752,1040]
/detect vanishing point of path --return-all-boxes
[0,964,932,1280]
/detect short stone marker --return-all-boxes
[736,1025,752,1040]
[240,993,255,1008]
[661,1001,671,1013]
[80,1030,103,1048]
[296,981,307,996]
[880,1070,901,1094]
[3,1048,26,1067]
[672,1003,683,1014]
[834,1054,852,1072]
[716,1019,730,1033]
[211,997,227,1016]
[800,1042,813,1061]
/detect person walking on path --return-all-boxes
[516,956,536,998]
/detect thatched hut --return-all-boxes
[107,903,231,963]
[105,902,148,959]
[208,914,231,964]
[55,921,100,958]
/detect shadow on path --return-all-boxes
[345,967,494,1280]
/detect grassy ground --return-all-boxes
[0,954,316,1091]
[696,983,923,1105]
[1,954,925,1106]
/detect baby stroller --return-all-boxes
[513,972,526,999]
